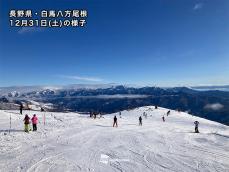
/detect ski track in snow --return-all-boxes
[0,106,229,172]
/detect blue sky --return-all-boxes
[0,0,229,87]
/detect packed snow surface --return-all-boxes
[0,106,229,172]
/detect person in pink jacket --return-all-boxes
[31,114,38,131]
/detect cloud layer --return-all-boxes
[204,103,224,111]
[193,3,203,10]
[58,75,103,82]
[18,27,44,34]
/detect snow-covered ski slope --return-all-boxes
[0,106,228,172]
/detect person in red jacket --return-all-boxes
[24,114,30,132]
[31,114,38,131]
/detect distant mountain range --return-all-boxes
[0,84,229,125]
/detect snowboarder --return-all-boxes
[162,116,165,122]
[139,116,142,126]
[167,110,170,116]
[31,114,38,131]
[113,115,118,127]
[23,114,30,132]
[20,104,23,115]
[194,121,199,133]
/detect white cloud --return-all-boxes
[94,94,148,99]
[18,27,43,34]
[193,3,203,10]
[58,75,103,82]
[204,103,224,111]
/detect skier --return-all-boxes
[20,104,23,115]
[139,116,142,126]
[143,112,147,119]
[41,107,44,112]
[113,115,118,127]
[167,110,170,116]
[162,116,165,122]
[31,114,38,131]
[194,121,199,133]
[23,114,30,132]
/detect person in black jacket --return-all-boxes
[20,104,23,114]
[194,121,199,133]
[167,110,170,116]
[139,116,142,126]
[162,116,165,122]
[113,115,118,127]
